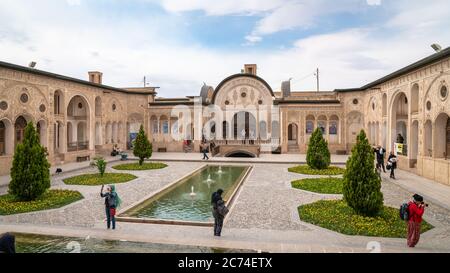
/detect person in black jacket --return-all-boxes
[388,152,397,179]
[0,233,15,253]
[211,189,224,236]
[376,146,386,173]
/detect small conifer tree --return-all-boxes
[343,130,384,216]
[133,125,152,165]
[9,122,51,200]
[306,128,331,170]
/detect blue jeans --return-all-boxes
[105,206,115,229]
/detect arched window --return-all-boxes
[160,116,169,134]
[306,115,315,134]
[317,115,327,134]
[329,115,339,135]
[259,121,267,140]
[15,116,27,146]
[222,121,229,139]
[151,116,158,134]
[0,121,5,155]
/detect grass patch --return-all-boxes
[291,177,344,194]
[0,190,83,215]
[112,162,168,171]
[288,165,345,175]
[63,173,137,186]
[298,200,433,238]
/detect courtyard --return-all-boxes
[1,153,449,253]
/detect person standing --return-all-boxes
[201,141,209,160]
[211,189,224,236]
[407,194,426,248]
[100,185,122,230]
[376,146,386,173]
[388,151,397,179]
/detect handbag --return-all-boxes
[217,200,229,217]
[109,208,116,217]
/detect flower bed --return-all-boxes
[288,165,345,175]
[63,173,137,186]
[291,177,344,194]
[0,190,83,215]
[298,200,433,238]
[112,162,168,171]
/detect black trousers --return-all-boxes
[377,160,385,172]
[213,209,224,236]
[390,167,395,178]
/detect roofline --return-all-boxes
[0,60,155,95]
[212,73,274,103]
[336,47,450,92]
[274,99,341,105]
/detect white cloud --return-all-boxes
[155,0,283,16]
[366,0,381,6]
[0,0,450,98]
[244,35,263,45]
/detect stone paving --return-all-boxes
[1,158,450,253]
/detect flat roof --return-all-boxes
[0,60,156,95]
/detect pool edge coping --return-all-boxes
[115,164,253,226]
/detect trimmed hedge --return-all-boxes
[298,200,433,238]
[288,165,345,175]
[291,177,344,194]
[0,190,83,215]
[112,162,167,171]
[63,173,137,186]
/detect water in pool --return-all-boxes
[13,233,253,253]
[129,165,247,222]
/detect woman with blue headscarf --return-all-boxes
[100,184,122,230]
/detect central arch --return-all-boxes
[232,111,256,140]
[225,150,256,158]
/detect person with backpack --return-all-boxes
[406,194,426,247]
[100,184,122,230]
[211,189,228,236]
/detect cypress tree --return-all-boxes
[9,122,51,201]
[133,125,152,165]
[343,130,384,216]
[306,128,331,169]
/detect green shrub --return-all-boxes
[298,200,433,238]
[91,156,107,177]
[288,165,345,175]
[291,177,343,194]
[63,173,137,186]
[343,130,383,217]
[0,190,83,215]
[133,125,152,166]
[306,128,330,170]
[112,162,167,171]
[9,122,51,201]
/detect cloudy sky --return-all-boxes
[0,0,449,97]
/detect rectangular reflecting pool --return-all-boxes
[118,165,251,225]
[13,233,254,253]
